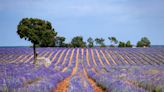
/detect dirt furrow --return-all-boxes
[54,49,79,92]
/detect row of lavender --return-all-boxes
[37,48,164,67]
[0,47,164,65]
[0,48,90,92]
[87,48,164,92]
[0,48,72,91]
[65,48,164,92]
[86,65,164,92]
[0,61,73,91]
[0,47,164,92]
[52,48,164,92]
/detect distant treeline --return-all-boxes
[43,36,151,48]
[16,18,151,63]
[17,18,151,48]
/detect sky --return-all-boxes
[0,0,164,46]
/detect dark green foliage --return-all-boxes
[55,36,66,47]
[95,38,105,47]
[71,36,86,48]
[137,37,151,47]
[17,18,57,46]
[108,36,118,47]
[87,37,94,48]
[64,43,73,48]
[137,41,143,47]
[109,45,115,47]
[118,41,126,47]
[118,41,132,47]
[17,18,57,63]
[126,41,132,47]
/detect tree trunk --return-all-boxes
[33,43,37,64]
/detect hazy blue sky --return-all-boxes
[0,0,164,46]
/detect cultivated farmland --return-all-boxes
[0,47,164,92]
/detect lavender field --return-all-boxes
[0,47,164,92]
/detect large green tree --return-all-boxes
[95,38,105,47]
[137,37,151,47]
[17,18,57,63]
[87,37,94,47]
[71,36,86,47]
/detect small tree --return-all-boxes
[118,41,126,47]
[55,36,66,47]
[17,18,57,64]
[95,38,105,47]
[137,37,151,47]
[87,37,94,48]
[71,36,86,48]
[126,41,132,47]
[108,37,118,47]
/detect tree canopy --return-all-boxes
[17,18,57,46]
[126,41,132,47]
[71,36,86,48]
[137,37,151,47]
[55,36,66,47]
[87,37,94,47]
[118,41,126,47]
[95,38,105,47]
[108,37,118,47]
[17,18,57,63]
